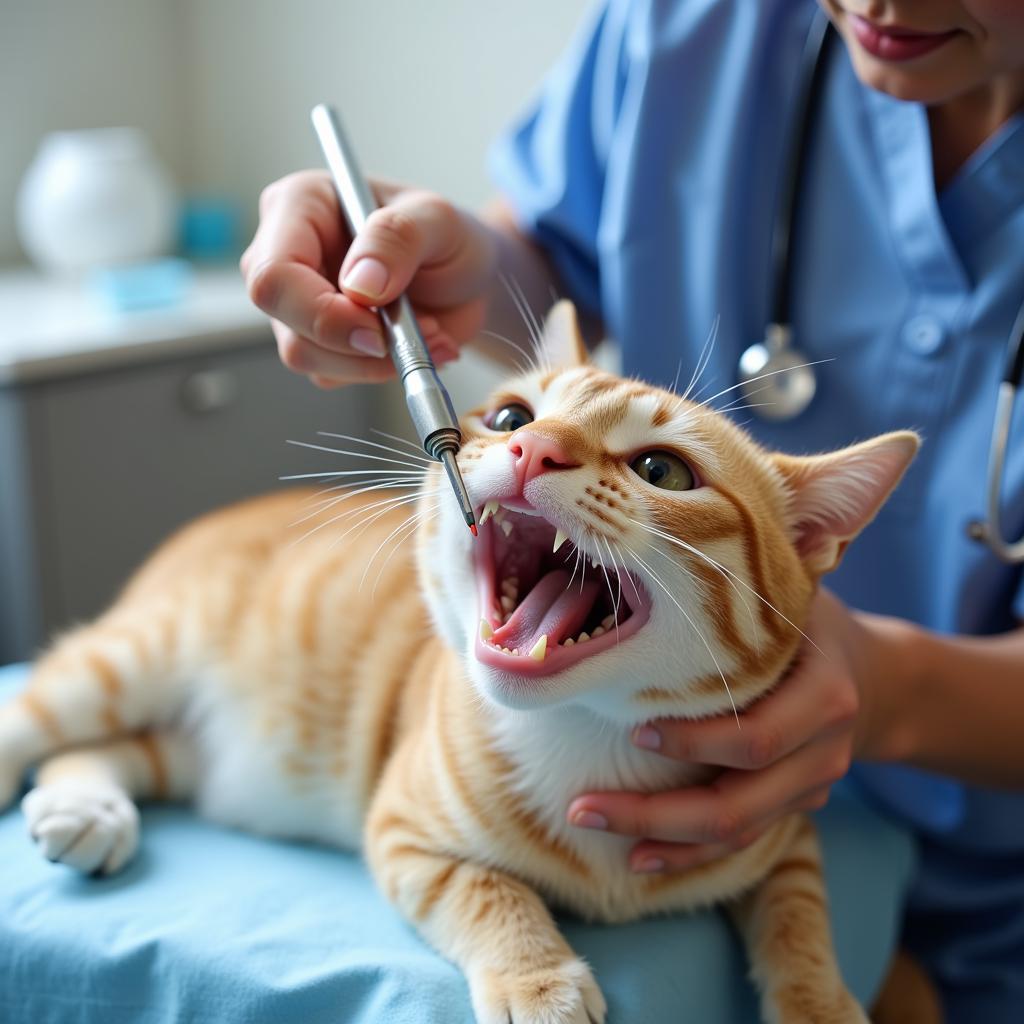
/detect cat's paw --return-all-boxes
[769,984,869,1024]
[21,780,139,876]
[469,958,607,1024]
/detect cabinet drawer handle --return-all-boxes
[180,369,238,414]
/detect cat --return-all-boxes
[0,302,921,1024]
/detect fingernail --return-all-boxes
[571,810,608,831]
[343,257,389,299]
[350,328,387,358]
[633,725,662,751]
[633,857,665,874]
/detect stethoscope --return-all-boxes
[737,12,1024,564]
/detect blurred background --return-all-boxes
[0,0,591,664]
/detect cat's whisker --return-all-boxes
[630,519,822,655]
[597,536,622,641]
[480,330,536,376]
[291,488,438,549]
[691,358,834,411]
[620,542,741,726]
[368,428,431,457]
[369,508,437,598]
[499,272,551,375]
[294,478,428,525]
[280,468,429,482]
[286,439,431,471]
[593,541,620,643]
[679,314,720,404]
[316,432,435,464]
[611,541,645,608]
[302,473,428,507]
[325,490,442,554]
[362,502,441,596]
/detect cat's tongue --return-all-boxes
[492,570,600,652]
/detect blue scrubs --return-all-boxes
[490,0,1024,1019]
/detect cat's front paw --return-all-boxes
[769,984,869,1024]
[469,958,607,1024]
[21,780,139,876]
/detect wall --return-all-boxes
[1,0,592,265]
[0,0,188,265]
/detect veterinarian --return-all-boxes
[242,1,1024,1019]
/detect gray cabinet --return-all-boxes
[0,332,383,662]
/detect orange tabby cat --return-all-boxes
[0,303,919,1024]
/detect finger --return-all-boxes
[274,322,460,385]
[569,738,849,844]
[626,783,832,874]
[628,825,769,874]
[271,322,396,385]
[633,659,858,771]
[339,190,488,309]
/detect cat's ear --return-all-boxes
[772,432,920,577]
[539,300,589,369]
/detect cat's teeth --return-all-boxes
[500,579,517,598]
[500,519,513,538]
[591,626,606,638]
[563,637,575,647]
[512,648,520,656]
[502,646,512,654]
[529,635,547,661]
[500,595,515,612]
[479,618,493,641]
[479,500,500,524]
[577,631,591,643]
[601,615,615,630]
[590,556,600,568]
[552,529,568,554]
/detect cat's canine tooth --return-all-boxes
[578,631,591,643]
[479,500,500,524]
[529,635,548,661]
[552,529,569,554]
[500,519,513,538]
[591,626,606,638]
[479,618,494,641]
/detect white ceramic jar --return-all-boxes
[16,128,178,275]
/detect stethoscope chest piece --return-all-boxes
[738,323,817,421]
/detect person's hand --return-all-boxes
[566,589,891,873]
[240,171,499,388]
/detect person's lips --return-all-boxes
[848,14,959,62]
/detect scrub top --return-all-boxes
[489,0,1024,1019]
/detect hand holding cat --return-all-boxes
[241,170,497,387]
[568,589,885,874]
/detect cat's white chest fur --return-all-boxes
[486,705,710,906]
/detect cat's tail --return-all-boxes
[0,601,189,810]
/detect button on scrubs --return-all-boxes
[490,1,1024,1019]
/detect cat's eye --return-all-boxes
[630,451,695,491]
[489,403,534,433]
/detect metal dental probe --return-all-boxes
[310,103,477,536]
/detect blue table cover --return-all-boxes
[0,663,914,1023]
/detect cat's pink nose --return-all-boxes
[508,430,578,489]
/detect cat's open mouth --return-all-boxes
[472,499,651,677]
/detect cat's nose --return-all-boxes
[508,430,578,489]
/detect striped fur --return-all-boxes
[0,303,921,1023]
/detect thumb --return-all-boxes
[338,190,464,308]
